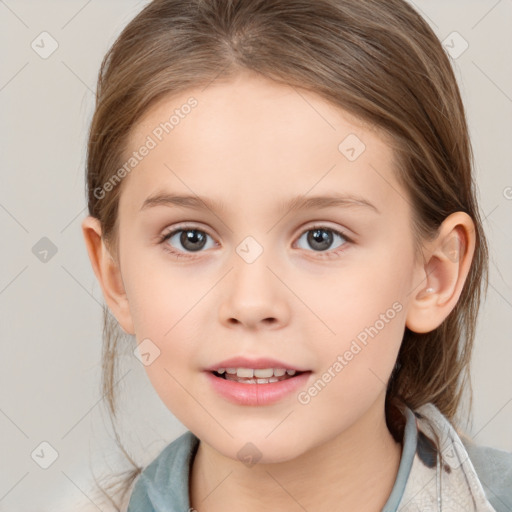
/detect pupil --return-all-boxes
[308,228,332,251]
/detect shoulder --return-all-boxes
[412,403,512,511]
[461,436,512,512]
[126,430,200,512]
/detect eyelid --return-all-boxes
[158,221,216,241]
[297,221,354,239]
[158,221,354,243]
[157,223,217,259]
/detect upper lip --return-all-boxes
[205,356,309,372]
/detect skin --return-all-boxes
[82,70,475,511]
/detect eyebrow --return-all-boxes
[140,192,380,215]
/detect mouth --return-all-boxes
[210,368,309,384]
[206,367,313,405]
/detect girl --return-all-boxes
[81,0,512,510]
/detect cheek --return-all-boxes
[307,244,412,388]
[132,299,201,420]
[298,280,407,431]
[122,256,209,410]
[122,248,201,338]
[317,245,411,330]
[143,355,195,420]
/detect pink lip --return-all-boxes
[205,370,312,406]
[204,356,308,372]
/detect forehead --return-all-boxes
[118,72,406,220]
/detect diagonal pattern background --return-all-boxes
[0,0,510,510]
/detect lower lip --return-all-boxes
[205,371,312,406]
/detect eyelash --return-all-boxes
[157,223,353,260]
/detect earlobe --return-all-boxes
[81,216,135,335]
[405,212,476,334]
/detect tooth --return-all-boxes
[254,368,274,378]
[268,377,279,383]
[221,367,299,379]
[236,368,254,378]
[256,378,269,384]
[225,374,256,384]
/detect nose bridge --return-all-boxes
[231,234,276,299]
[235,234,267,266]
[218,233,290,328]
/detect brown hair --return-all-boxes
[84,0,488,508]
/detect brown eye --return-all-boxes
[173,229,208,252]
[159,226,216,258]
[295,226,349,253]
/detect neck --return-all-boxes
[189,392,403,512]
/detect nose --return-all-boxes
[218,249,291,330]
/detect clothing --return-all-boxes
[126,403,512,511]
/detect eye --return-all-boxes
[294,225,350,257]
[158,225,216,258]
[158,223,351,260]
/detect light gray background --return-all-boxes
[1,0,511,510]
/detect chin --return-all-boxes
[214,434,309,467]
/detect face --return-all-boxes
[114,71,420,463]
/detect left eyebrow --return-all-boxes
[281,193,380,215]
[139,192,380,215]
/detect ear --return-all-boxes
[406,212,476,333]
[81,216,135,335]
